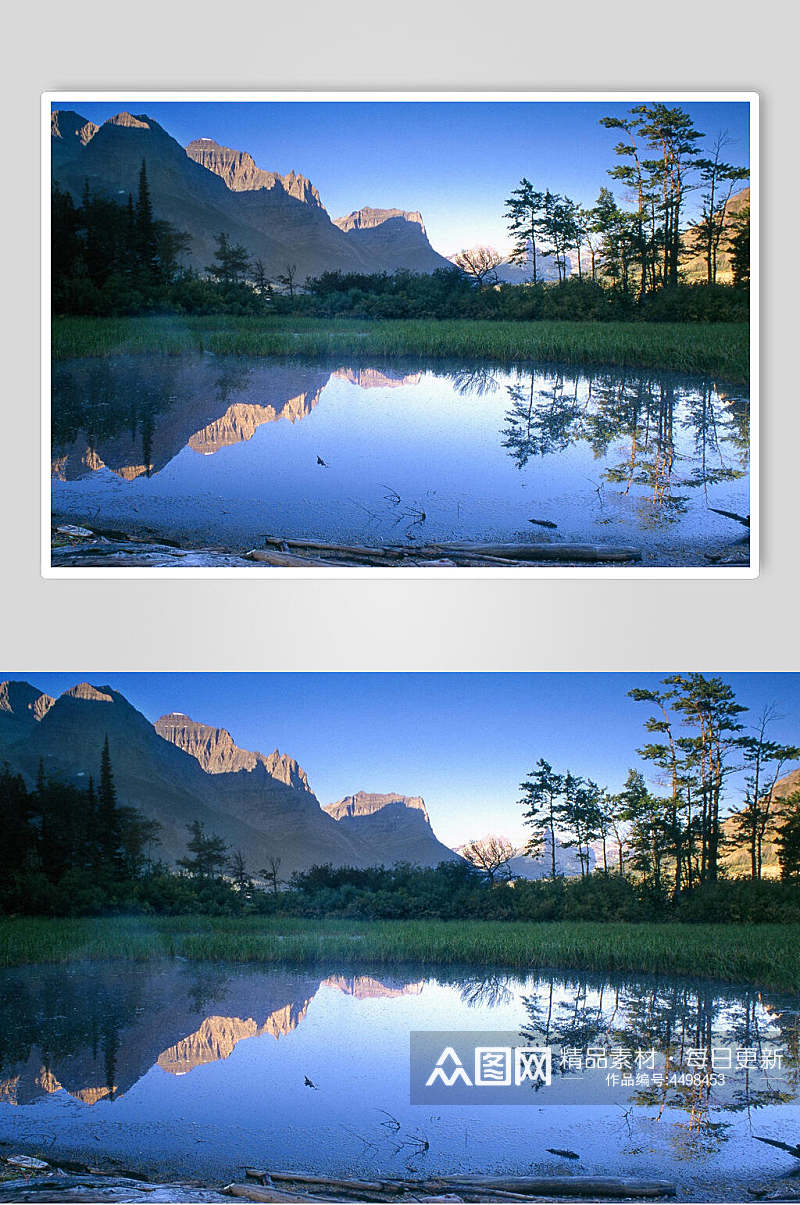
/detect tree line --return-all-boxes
[52,106,750,324]
[497,105,749,297]
[4,673,797,922]
[52,161,273,317]
[510,675,800,898]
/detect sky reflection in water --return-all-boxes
[51,356,750,564]
[0,960,795,1197]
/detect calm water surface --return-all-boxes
[1,961,796,1198]
[51,356,750,565]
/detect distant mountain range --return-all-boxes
[51,110,453,281]
[0,680,460,875]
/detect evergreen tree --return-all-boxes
[728,205,750,288]
[98,735,121,872]
[519,759,564,878]
[177,821,229,879]
[206,232,251,286]
[135,159,160,284]
[504,179,546,283]
[777,793,800,882]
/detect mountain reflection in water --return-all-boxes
[0,962,797,1196]
[51,356,750,562]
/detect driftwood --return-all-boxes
[230,1173,676,1202]
[0,1174,226,1202]
[755,1136,800,1159]
[248,536,642,568]
[708,506,750,528]
[432,1177,675,1198]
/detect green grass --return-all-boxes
[51,316,750,381]
[0,917,795,989]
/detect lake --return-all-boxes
[51,356,750,567]
[1,960,796,1199]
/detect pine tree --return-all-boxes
[135,159,160,284]
[98,735,121,872]
[504,179,545,284]
[177,821,229,879]
[777,792,800,882]
[519,759,564,878]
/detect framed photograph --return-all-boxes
[1,671,798,1201]
[43,92,757,577]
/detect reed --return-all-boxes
[0,917,794,989]
[51,316,749,381]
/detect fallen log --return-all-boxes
[754,1135,800,1159]
[254,538,642,567]
[246,550,343,567]
[433,1176,675,1198]
[709,506,750,528]
[226,1185,336,1203]
[268,1174,400,1196]
[430,542,642,564]
[261,536,406,560]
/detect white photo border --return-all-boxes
[41,90,759,580]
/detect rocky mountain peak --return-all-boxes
[51,110,98,146]
[325,790,430,823]
[62,682,116,704]
[334,207,426,234]
[185,138,323,208]
[105,112,151,129]
[0,681,55,723]
[155,712,312,794]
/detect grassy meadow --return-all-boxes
[1,917,796,990]
[51,316,750,381]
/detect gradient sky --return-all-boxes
[12,673,797,847]
[55,100,751,256]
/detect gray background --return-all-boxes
[2,0,794,673]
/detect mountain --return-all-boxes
[0,680,55,729]
[51,111,450,281]
[186,138,323,207]
[0,681,456,875]
[0,682,363,873]
[507,834,595,880]
[154,712,312,794]
[682,186,750,284]
[323,791,460,867]
[722,762,800,879]
[333,207,454,273]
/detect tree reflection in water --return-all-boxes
[500,369,748,527]
[516,972,796,1155]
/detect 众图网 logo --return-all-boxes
[425,1045,552,1088]
[410,1033,554,1103]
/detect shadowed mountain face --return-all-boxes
[51,111,451,279]
[334,207,453,273]
[0,682,456,873]
[324,792,460,867]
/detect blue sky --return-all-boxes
[14,673,797,846]
[56,100,751,255]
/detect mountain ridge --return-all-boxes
[51,109,452,280]
[0,680,456,874]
